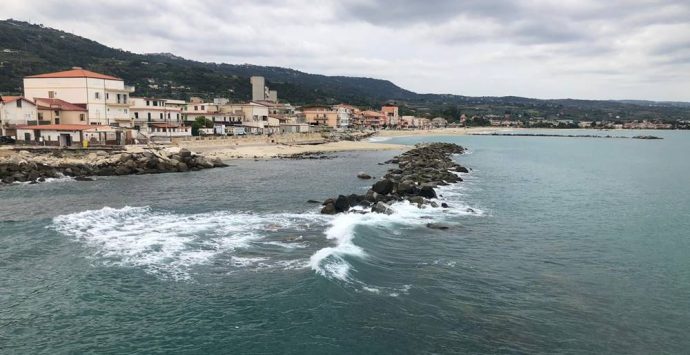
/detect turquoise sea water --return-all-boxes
[1,130,689,354]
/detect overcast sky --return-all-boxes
[3,0,690,101]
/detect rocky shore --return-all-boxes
[0,148,227,185]
[320,143,468,215]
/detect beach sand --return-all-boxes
[172,140,410,160]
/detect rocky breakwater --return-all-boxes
[320,143,468,215]
[0,148,228,185]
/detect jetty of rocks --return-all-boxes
[320,143,468,215]
[0,148,227,185]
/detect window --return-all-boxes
[106,93,110,100]
[194,106,198,111]
[123,95,127,103]
[48,91,55,99]
[201,106,205,110]
[95,92,100,99]
[38,112,43,120]
[54,110,60,117]
[167,113,170,119]
[147,113,151,122]
[160,113,163,119]
[80,114,85,121]
[55,118,60,124]
[146,100,150,106]
[16,100,22,108]
[153,101,159,107]
[134,112,139,119]
[117,94,121,103]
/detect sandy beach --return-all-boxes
[144,127,509,160]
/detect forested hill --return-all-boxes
[1,19,688,121]
[0,19,416,106]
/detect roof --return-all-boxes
[16,124,93,131]
[0,96,34,105]
[26,69,121,81]
[34,98,87,111]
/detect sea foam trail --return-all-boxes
[308,185,485,282]
[51,206,327,280]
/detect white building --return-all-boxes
[0,96,38,137]
[23,67,134,126]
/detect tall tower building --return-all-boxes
[250,76,266,102]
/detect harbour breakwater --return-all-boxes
[320,143,468,215]
[0,148,227,185]
[470,132,663,139]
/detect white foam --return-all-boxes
[368,136,392,143]
[51,206,328,280]
[308,181,484,282]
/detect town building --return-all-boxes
[302,106,338,127]
[0,96,38,137]
[34,98,88,125]
[381,104,400,127]
[23,68,134,126]
[250,76,278,103]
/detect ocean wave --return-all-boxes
[308,185,485,283]
[51,206,328,280]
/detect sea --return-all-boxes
[1,129,688,354]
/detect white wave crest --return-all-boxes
[51,206,327,280]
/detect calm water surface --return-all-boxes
[1,130,688,354]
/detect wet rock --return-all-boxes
[372,179,395,195]
[419,186,437,199]
[372,201,395,215]
[357,172,372,179]
[334,195,351,213]
[426,223,450,230]
[321,203,336,215]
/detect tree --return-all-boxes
[191,116,213,136]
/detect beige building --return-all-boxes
[382,105,400,127]
[130,97,184,127]
[34,98,88,125]
[302,106,338,127]
[23,68,134,126]
[0,96,38,137]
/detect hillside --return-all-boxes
[1,19,689,121]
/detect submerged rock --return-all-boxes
[357,172,372,179]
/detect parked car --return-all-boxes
[0,136,16,144]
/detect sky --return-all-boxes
[3,0,690,101]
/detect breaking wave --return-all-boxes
[51,206,327,280]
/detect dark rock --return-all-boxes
[334,195,351,213]
[372,179,395,195]
[357,172,372,179]
[419,186,437,199]
[307,200,321,204]
[426,223,450,230]
[372,201,394,215]
[441,203,450,208]
[179,149,192,158]
[321,203,336,215]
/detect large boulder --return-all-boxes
[321,203,336,215]
[179,148,192,158]
[334,195,351,213]
[419,186,437,199]
[372,179,395,195]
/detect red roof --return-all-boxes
[34,98,87,111]
[0,96,34,105]
[26,69,121,81]
[16,124,93,131]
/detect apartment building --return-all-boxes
[23,67,134,125]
